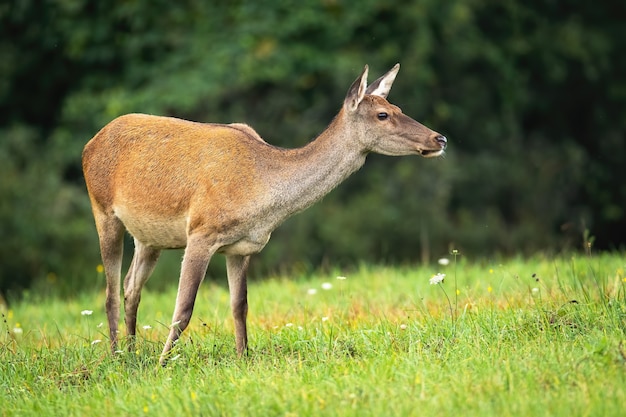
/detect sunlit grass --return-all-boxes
[1,253,625,416]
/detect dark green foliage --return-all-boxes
[0,0,624,295]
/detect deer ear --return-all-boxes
[365,63,400,99]
[344,65,369,112]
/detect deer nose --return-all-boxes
[435,135,447,148]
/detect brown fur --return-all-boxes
[82,64,447,365]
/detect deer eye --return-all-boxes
[377,112,388,121]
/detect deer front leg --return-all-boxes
[226,255,250,356]
[159,237,214,366]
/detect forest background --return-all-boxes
[1,0,624,298]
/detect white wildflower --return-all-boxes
[307,288,317,295]
[336,276,347,280]
[321,282,333,290]
[438,258,450,266]
[400,324,407,330]
[429,273,446,285]
[13,327,23,334]
[285,323,294,328]
[81,310,93,316]
[322,316,329,322]
[91,339,102,345]
[142,325,152,330]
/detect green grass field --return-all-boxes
[2,253,625,416]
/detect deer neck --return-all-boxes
[268,113,367,218]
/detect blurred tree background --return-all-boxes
[1,0,624,298]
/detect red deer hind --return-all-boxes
[82,64,447,365]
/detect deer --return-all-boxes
[82,63,447,365]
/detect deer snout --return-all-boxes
[435,135,447,148]
[419,133,447,157]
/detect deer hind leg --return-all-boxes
[159,235,214,366]
[226,255,250,357]
[123,238,161,350]
[93,210,125,354]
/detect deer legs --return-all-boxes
[159,248,251,365]
[226,255,250,356]
[123,239,161,349]
[94,212,125,354]
[160,237,214,365]
[99,225,252,365]
[97,217,162,353]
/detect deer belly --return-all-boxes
[114,205,188,249]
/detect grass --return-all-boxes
[1,253,625,416]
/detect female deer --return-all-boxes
[82,64,447,365]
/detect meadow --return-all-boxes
[1,253,625,416]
